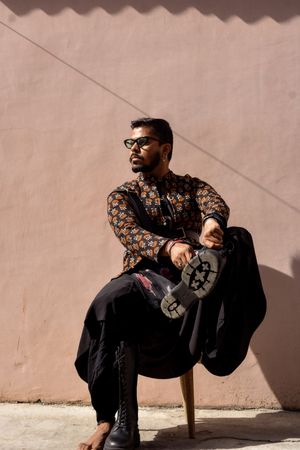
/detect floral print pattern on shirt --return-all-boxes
[107,171,230,272]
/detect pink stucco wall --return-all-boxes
[1,2,299,409]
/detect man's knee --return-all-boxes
[88,274,142,320]
[95,274,138,302]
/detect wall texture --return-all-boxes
[0,1,299,409]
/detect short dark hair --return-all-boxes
[130,117,173,160]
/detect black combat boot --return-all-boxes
[104,341,140,450]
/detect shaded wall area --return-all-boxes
[253,261,300,409]
[0,1,299,408]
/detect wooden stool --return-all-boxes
[180,368,195,438]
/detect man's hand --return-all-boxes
[160,241,195,269]
[200,218,224,249]
[169,242,195,269]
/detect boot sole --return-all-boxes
[160,248,225,319]
[103,444,140,450]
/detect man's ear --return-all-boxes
[162,143,171,161]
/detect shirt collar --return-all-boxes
[137,170,174,185]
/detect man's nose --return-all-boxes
[130,142,140,153]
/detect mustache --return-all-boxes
[130,155,144,163]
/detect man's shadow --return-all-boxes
[141,410,300,449]
[251,257,300,409]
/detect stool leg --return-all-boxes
[180,368,195,438]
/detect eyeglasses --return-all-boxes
[123,136,161,150]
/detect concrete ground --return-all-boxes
[0,403,300,450]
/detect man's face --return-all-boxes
[128,126,163,174]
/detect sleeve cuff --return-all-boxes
[203,213,227,230]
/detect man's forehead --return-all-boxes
[131,126,155,137]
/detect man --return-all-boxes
[75,118,265,450]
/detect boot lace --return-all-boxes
[115,348,130,427]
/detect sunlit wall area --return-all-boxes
[0,2,299,408]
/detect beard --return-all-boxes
[131,151,161,173]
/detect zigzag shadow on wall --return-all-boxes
[2,0,300,23]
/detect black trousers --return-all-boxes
[75,272,207,421]
[75,227,267,422]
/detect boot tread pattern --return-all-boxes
[160,248,223,320]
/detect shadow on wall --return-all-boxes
[149,411,300,448]
[251,259,300,409]
[2,0,300,23]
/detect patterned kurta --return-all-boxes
[107,170,230,272]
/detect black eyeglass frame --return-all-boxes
[123,136,161,150]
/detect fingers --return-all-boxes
[202,239,223,249]
[200,219,224,249]
[200,233,223,248]
[201,231,223,247]
[78,443,91,450]
[176,260,185,269]
[170,243,195,269]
